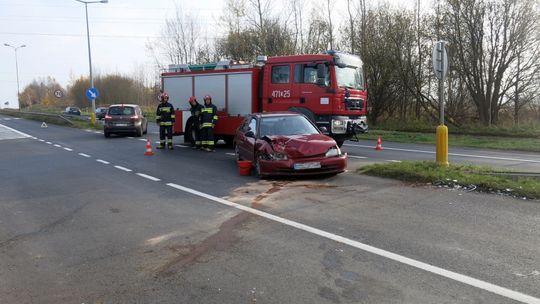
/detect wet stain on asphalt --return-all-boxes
[156,212,251,277]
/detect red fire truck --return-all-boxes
[161,50,368,147]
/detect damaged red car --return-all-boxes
[234,112,347,177]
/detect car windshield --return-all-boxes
[335,65,364,90]
[259,115,319,137]
[109,106,134,116]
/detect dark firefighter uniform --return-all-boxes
[156,92,175,149]
[200,95,218,152]
[188,96,203,149]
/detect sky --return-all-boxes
[0,0,422,109]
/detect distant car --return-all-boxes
[95,107,108,120]
[63,106,81,116]
[234,112,347,177]
[104,104,148,138]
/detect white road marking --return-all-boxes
[165,182,540,304]
[46,142,52,145]
[85,129,93,132]
[138,139,147,142]
[225,152,236,156]
[344,143,540,164]
[94,131,101,134]
[114,165,132,172]
[0,123,31,139]
[38,139,45,142]
[31,137,37,140]
[348,155,368,159]
[388,160,401,163]
[136,173,160,181]
[63,147,73,152]
[174,145,188,148]
[127,136,134,139]
[78,153,91,158]
[13,118,20,120]
[53,144,62,148]
[96,159,110,164]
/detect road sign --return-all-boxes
[432,41,448,80]
[86,87,99,101]
[54,89,63,99]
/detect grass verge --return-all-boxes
[361,130,540,152]
[357,161,540,200]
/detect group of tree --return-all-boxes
[21,0,539,127]
[19,74,159,110]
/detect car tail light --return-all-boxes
[131,115,139,120]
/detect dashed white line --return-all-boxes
[114,165,132,172]
[165,182,540,304]
[136,173,160,181]
[78,153,91,158]
[53,144,62,148]
[127,136,134,139]
[174,145,188,148]
[31,137,37,140]
[46,142,52,145]
[84,129,93,132]
[138,139,147,142]
[96,159,110,164]
[94,131,101,134]
[225,152,236,156]
[38,139,45,142]
[63,147,73,152]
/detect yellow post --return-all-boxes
[90,112,96,125]
[436,124,449,166]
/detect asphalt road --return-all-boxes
[1,115,540,304]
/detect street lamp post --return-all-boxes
[3,43,26,110]
[74,0,108,124]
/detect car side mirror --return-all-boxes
[319,126,328,133]
[245,131,255,138]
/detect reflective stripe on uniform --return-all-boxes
[160,122,173,126]
[201,108,213,113]
[213,115,218,120]
[171,115,176,119]
[160,107,171,112]
[202,122,213,128]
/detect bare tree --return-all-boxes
[444,0,540,126]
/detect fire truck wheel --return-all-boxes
[184,119,196,144]
[288,107,315,123]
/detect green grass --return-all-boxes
[358,161,540,199]
[361,130,540,152]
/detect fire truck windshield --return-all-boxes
[335,65,364,90]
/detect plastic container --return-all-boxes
[237,160,252,176]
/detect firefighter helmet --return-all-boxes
[159,92,169,101]
[188,96,197,103]
[204,95,212,101]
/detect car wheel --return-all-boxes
[136,127,143,137]
[234,144,242,161]
[143,123,148,135]
[104,131,110,138]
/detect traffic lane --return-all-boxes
[225,176,540,300]
[0,137,243,304]
[2,118,536,302]
[343,140,540,172]
[0,116,252,197]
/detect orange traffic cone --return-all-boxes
[145,138,154,156]
[375,136,383,150]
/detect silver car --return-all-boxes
[104,104,148,137]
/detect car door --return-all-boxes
[237,116,258,161]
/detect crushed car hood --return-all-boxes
[265,134,336,158]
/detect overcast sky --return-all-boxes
[0,0,422,109]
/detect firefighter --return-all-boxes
[156,92,175,150]
[188,96,203,149]
[200,95,218,152]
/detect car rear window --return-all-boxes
[109,106,134,116]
